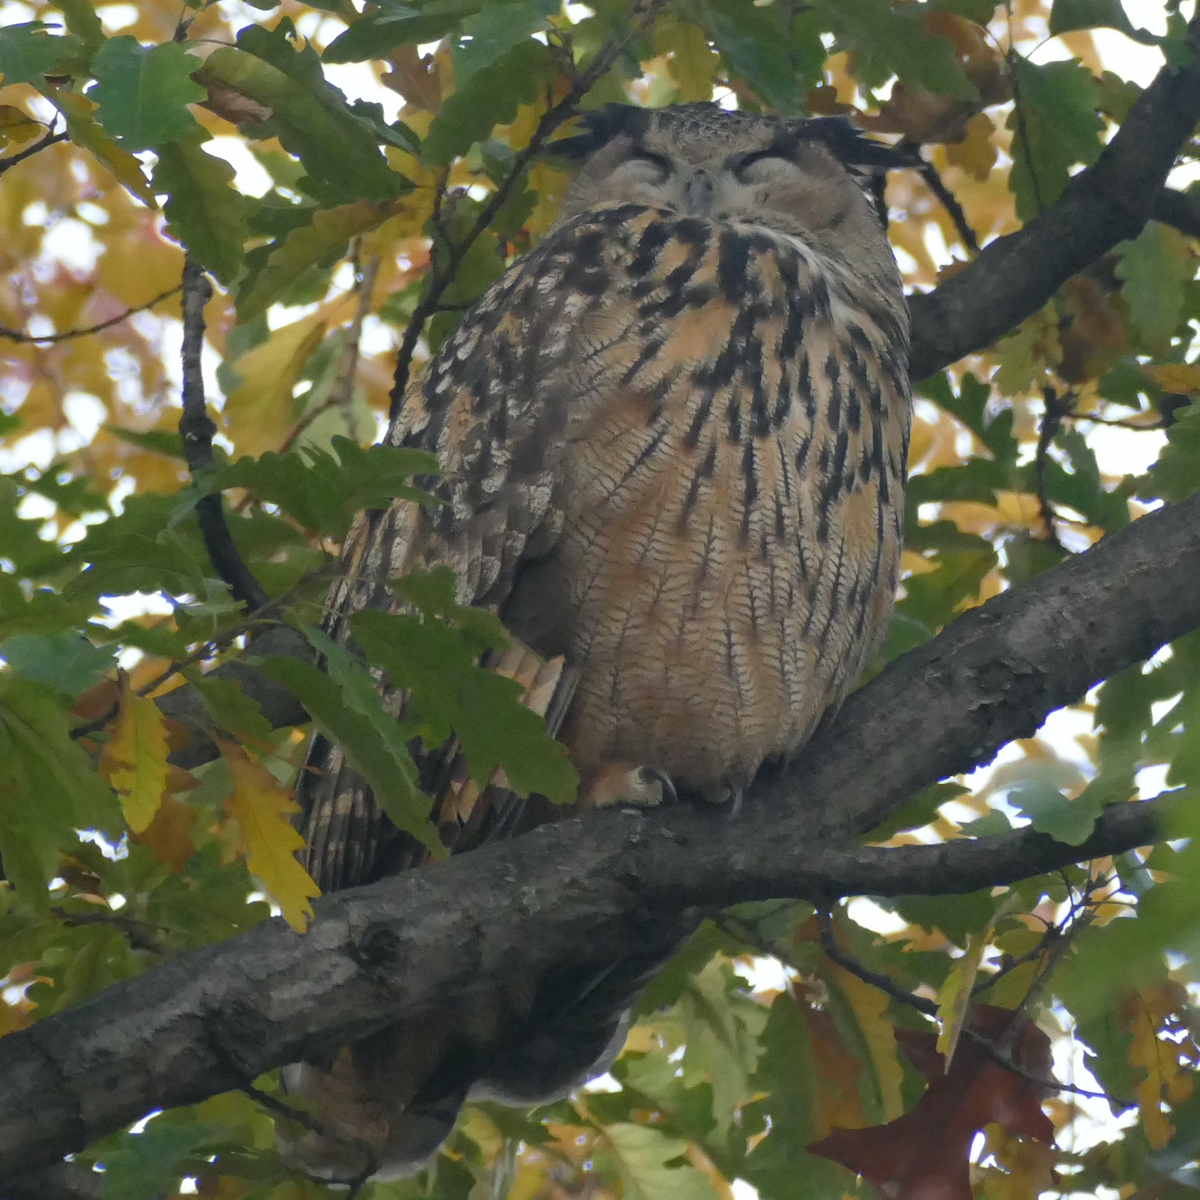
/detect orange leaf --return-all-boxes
[134,795,198,873]
[810,1006,1054,1200]
[218,740,319,932]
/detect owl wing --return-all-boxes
[296,202,657,892]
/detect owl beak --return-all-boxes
[684,170,714,216]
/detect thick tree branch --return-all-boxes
[908,15,1200,380]
[1153,186,1200,239]
[1,485,1199,1182]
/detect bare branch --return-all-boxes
[0,128,68,179]
[0,285,181,344]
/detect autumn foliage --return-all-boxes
[2,0,1200,1198]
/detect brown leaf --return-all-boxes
[810,1006,1055,1200]
[133,795,198,873]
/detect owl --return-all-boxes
[280,102,912,1184]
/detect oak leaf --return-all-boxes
[105,685,170,833]
[218,739,319,933]
[810,1006,1055,1200]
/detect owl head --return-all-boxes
[550,103,908,284]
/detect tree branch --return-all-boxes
[0,285,181,344]
[1153,186,1200,240]
[908,13,1200,380]
[177,256,272,614]
[1,482,1198,1182]
[0,128,68,178]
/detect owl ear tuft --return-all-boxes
[544,104,653,161]
[795,117,917,173]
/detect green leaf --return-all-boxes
[1140,401,1200,503]
[454,2,550,84]
[1115,222,1196,354]
[677,959,766,1134]
[90,37,205,150]
[0,678,121,909]
[103,426,185,458]
[601,1124,719,1200]
[255,650,443,856]
[1049,0,1159,43]
[1007,57,1104,220]
[212,437,438,540]
[152,131,250,284]
[422,39,555,166]
[1007,779,1101,845]
[194,46,406,203]
[0,23,81,87]
[743,993,850,1200]
[99,1117,227,1200]
[864,781,968,842]
[352,605,579,805]
[55,0,106,51]
[816,0,975,98]
[323,0,481,64]
[693,0,801,111]
[0,633,115,697]
[181,670,273,742]
[236,199,400,321]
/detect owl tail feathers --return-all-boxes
[276,1038,469,1186]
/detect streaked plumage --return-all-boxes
[283,102,911,1183]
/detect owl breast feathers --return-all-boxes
[285,102,912,1182]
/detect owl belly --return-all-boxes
[504,382,903,800]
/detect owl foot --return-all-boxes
[581,763,678,809]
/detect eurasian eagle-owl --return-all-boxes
[282,102,911,1183]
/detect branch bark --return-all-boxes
[2,485,1199,1184]
[907,14,1200,380]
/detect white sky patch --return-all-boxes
[203,138,275,199]
[96,3,137,33]
[1086,423,1170,478]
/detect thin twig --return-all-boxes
[387,0,670,423]
[0,285,181,344]
[902,140,980,254]
[178,256,272,613]
[240,1082,378,1190]
[1063,410,1169,431]
[0,129,68,178]
[1007,47,1046,216]
[50,907,172,957]
[1035,385,1069,551]
[279,249,382,455]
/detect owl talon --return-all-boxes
[581,763,676,809]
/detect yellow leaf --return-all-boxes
[45,87,157,208]
[1123,984,1195,1152]
[936,896,1017,1066]
[945,112,998,182]
[981,1122,1057,1200]
[1146,362,1200,396]
[219,740,319,932]
[826,962,904,1120]
[0,105,41,146]
[223,314,327,457]
[107,686,170,834]
[656,18,718,103]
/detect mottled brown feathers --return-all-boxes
[288,102,912,1181]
